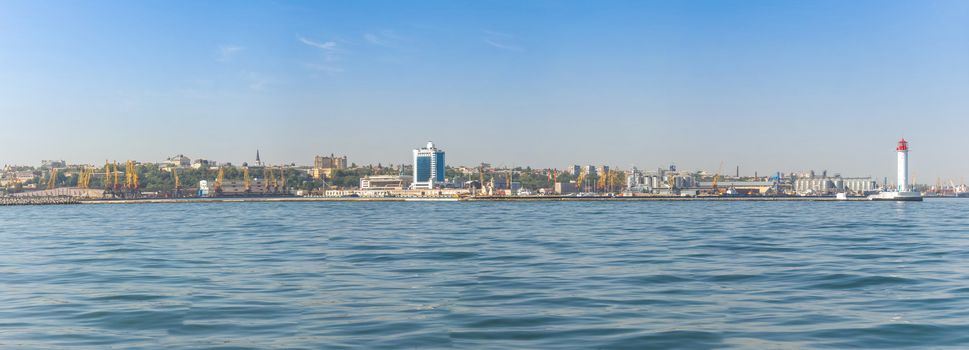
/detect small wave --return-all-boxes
[605,330,724,349]
[808,323,969,348]
[806,274,919,289]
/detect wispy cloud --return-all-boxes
[244,71,269,91]
[299,36,347,74]
[483,30,524,51]
[363,30,406,48]
[217,45,244,62]
[299,37,337,51]
[363,33,385,46]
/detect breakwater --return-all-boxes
[0,196,79,206]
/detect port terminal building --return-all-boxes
[794,177,876,195]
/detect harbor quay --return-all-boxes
[67,195,872,206]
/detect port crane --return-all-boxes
[576,168,587,193]
[214,167,224,194]
[113,161,121,192]
[712,161,724,194]
[243,167,251,193]
[124,160,139,194]
[172,168,182,193]
[278,167,286,193]
[103,161,113,191]
[77,166,94,189]
[47,168,57,190]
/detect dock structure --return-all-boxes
[1,193,875,206]
[77,195,871,205]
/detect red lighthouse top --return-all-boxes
[896,138,909,151]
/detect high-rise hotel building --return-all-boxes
[412,141,445,189]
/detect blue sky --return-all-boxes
[1,0,967,181]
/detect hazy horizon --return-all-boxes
[1,1,967,181]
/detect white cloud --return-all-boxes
[363,33,384,46]
[244,71,268,91]
[483,30,524,51]
[299,37,337,50]
[299,36,347,74]
[483,38,523,51]
[217,45,244,62]
[363,30,405,47]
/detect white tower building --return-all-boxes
[896,138,909,192]
[411,141,445,189]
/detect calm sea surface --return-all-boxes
[1,200,968,349]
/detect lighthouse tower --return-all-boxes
[896,138,909,192]
[869,138,921,201]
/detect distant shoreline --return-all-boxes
[72,196,879,205]
[5,195,958,206]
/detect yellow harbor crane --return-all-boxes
[125,162,132,189]
[264,167,275,191]
[171,167,180,192]
[124,160,138,191]
[104,161,113,190]
[47,168,57,190]
[278,167,286,191]
[113,161,121,191]
[78,166,94,189]
[712,161,724,194]
[76,168,86,189]
[215,167,225,193]
[84,167,90,188]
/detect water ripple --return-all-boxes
[1,200,968,349]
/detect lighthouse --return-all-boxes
[896,139,908,192]
[869,138,922,201]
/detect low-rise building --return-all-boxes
[838,177,877,194]
[794,176,876,195]
[699,181,774,194]
[192,159,215,169]
[166,155,192,168]
[795,178,834,195]
[217,179,281,195]
[360,175,413,190]
[41,160,66,169]
[555,182,578,194]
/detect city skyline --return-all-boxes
[3,139,938,185]
[1,1,967,181]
